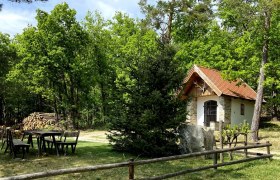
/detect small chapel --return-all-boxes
[180,65,257,130]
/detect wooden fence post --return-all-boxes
[213,146,218,170]
[1,143,273,180]
[129,159,135,180]
[229,143,233,160]
[219,121,224,163]
[244,134,248,158]
[266,141,271,161]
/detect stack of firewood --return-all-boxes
[22,112,64,130]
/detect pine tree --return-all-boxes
[108,44,186,157]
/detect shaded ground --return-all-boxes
[257,120,280,158]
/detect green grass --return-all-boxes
[259,120,280,153]
[1,140,280,179]
[1,120,280,179]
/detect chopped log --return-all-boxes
[22,112,64,130]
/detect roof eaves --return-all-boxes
[194,65,223,96]
[240,79,257,100]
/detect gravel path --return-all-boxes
[78,131,280,160]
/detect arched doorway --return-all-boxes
[204,100,217,127]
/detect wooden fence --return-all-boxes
[0,142,272,180]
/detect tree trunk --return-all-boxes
[251,10,270,142]
[68,74,80,128]
[0,96,3,124]
[53,96,59,121]
[165,0,175,44]
[100,82,106,123]
[273,103,279,121]
[272,89,279,120]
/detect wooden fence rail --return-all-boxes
[0,142,272,180]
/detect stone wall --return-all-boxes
[187,95,232,130]
[224,96,231,126]
[217,96,225,130]
[186,96,197,125]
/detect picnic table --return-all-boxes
[22,130,62,156]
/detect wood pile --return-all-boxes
[22,112,64,130]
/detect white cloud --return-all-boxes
[0,9,36,36]
[96,1,124,19]
[0,0,144,36]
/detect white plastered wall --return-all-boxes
[230,98,254,126]
[197,96,220,126]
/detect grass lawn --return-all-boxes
[0,139,280,180]
[258,120,280,155]
[1,120,280,179]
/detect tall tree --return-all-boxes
[218,0,280,141]
[251,1,270,141]
[139,0,177,43]
[175,23,235,72]
[264,6,280,120]
[9,3,89,127]
[139,0,213,43]
[82,11,115,127]
[0,33,16,124]
[172,0,213,43]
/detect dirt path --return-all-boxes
[79,131,280,160]
[79,130,109,143]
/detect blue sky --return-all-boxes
[0,0,145,37]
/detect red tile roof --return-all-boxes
[182,65,257,100]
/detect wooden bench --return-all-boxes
[55,131,80,156]
[7,129,30,159]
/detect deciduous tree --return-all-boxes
[218,0,280,141]
[8,3,89,127]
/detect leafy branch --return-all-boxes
[222,120,250,147]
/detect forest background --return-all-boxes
[0,0,279,155]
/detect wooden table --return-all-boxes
[22,130,62,156]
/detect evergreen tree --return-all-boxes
[139,0,213,44]
[108,42,186,157]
